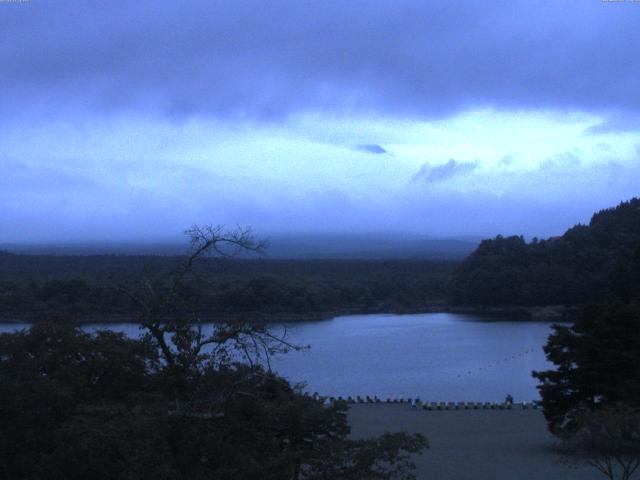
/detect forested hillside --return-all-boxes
[0,255,453,321]
[449,198,640,306]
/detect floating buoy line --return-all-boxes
[456,348,537,378]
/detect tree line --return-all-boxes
[449,198,640,307]
[0,255,453,321]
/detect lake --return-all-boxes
[0,313,559,402]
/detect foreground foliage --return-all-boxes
[533,246,640,432]
[0,322,426,480]
[559,405,640,480]
[534,243,640,479]
[0,226,427,480]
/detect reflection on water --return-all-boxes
[0,313,559,401]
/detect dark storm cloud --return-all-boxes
[413,159,477,183]
[356,144,387,154]
[2,0,640,121]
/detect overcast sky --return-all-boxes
[2,0,640,243]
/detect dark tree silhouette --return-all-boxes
[558,405,640,480]
[533,243,640,433]
[450,198,640,308]
[0,226,428,480]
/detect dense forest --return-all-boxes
[3,198,640,322]
[0,254,454,322]
[449,198,640,307]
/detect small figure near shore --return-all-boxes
[505,394,514,405]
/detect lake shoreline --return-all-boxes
[0,304,577,325]
[3,312,557,401]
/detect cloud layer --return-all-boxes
[2,0,640,124]
[2,1,640,243]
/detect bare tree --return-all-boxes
[559,404,640,480]
[117,225,303,372]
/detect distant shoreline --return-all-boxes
[0,304,576,325]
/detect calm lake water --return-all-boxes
[0,313,559,402]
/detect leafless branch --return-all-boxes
[111,224,302,373]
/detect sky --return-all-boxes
[2,0,640,243]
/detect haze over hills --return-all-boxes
[1,234,480,260]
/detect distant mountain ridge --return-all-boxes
[449,198,640,307]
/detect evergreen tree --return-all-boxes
[533,246,640,432]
